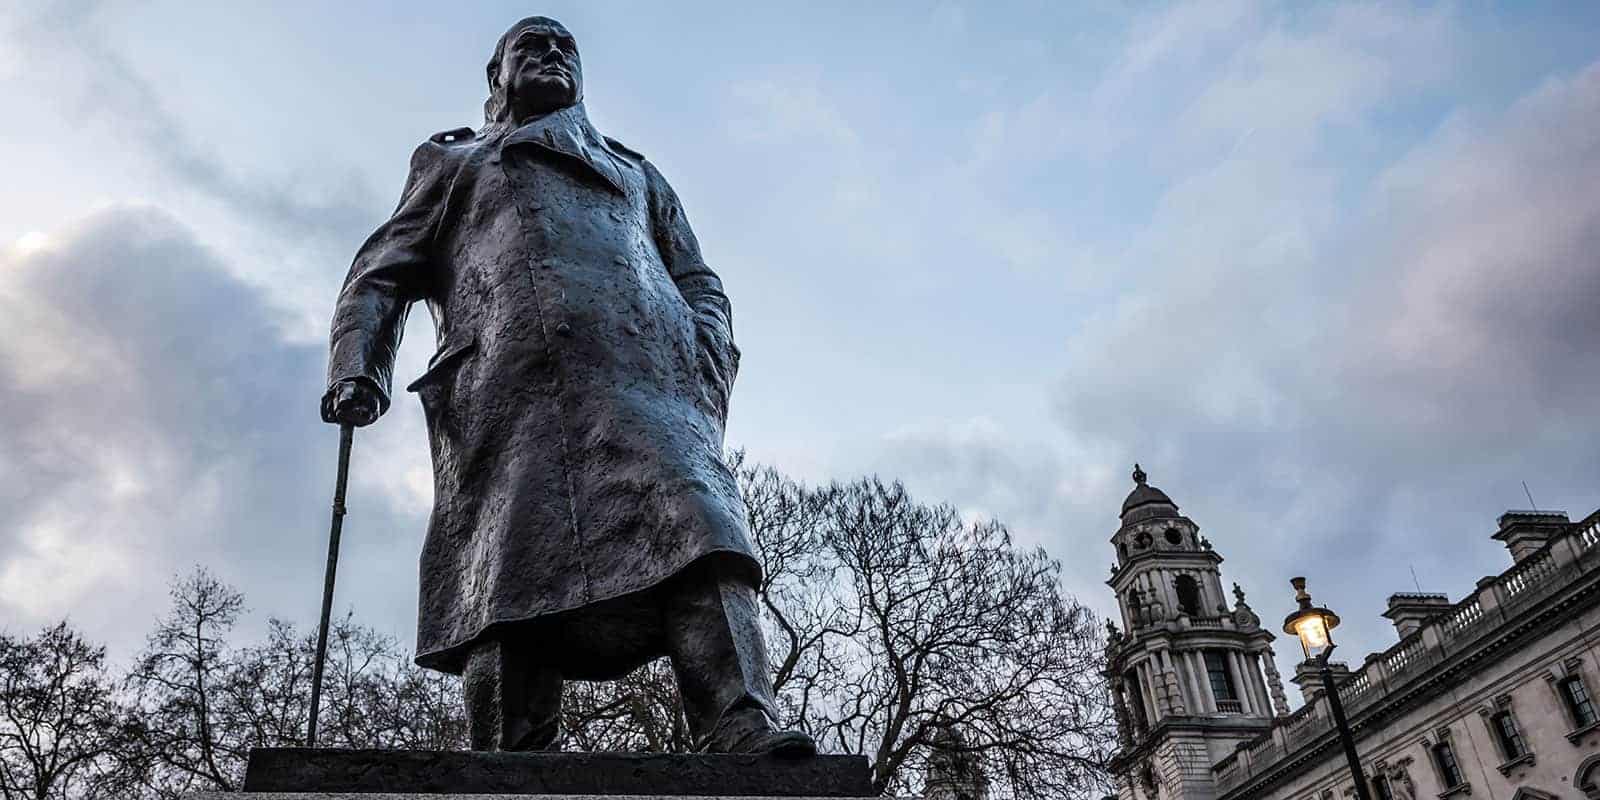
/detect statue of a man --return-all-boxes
[320,16,814,756]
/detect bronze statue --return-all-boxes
[321,16,813,756]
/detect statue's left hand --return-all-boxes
[321,379,382,427]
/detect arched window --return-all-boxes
[1509,789,1558,800]
[1578,754,1600,799]
[1174,575,1202,617]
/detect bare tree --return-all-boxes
[214,619,311,751]
[561,661,688,753]
[739,467,1115,798]
[124,568,247,798]
[550,460,1115,796]
[733,455,855,711]
[281,615,466,750]
[125,571,468,798]
[0,622,137,800]
[105,460,1111,799]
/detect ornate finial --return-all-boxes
[1230,582,1260,629]
[1132,463,1147,485]
[1291,576,1310,607]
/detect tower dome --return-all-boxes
[1121,464,1178,522]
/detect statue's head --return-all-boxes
[484,16,582,127]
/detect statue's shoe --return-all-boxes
[732,727,818,757]
[699,709,818,757]
[501,717,563,752]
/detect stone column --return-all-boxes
[1229,650,1254,714]
[1188,651,1213,713]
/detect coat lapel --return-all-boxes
[500,103,628,194]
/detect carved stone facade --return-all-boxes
[1105,467,1286,800]
[924,722,989,800]
[1106,482,1600,800]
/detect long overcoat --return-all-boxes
[324,103,757,674]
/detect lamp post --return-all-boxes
[1283,577,1372,800]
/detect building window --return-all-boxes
[1562,675,1599,728]
[1204,650,1239,711]
[1432,738,1465,789]
[1491,710,1528,760]
[1175,575,1202,617]
[1578,756,1600,799]
[1371,775,1394,800]
[1125,670,1149,733]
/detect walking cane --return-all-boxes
[307,422,354,748]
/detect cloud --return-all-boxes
[1359,62,1600,428]
[1,0,1595,694]
[0,0,386,333]
[1048,57,1600,670]
[0,206,431,654]
[852,7,1600,693]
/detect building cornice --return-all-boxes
[1108,550,1227,590]
[1108,626,1276,672]
[1109,716,1276,773]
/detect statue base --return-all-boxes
[193,748,874,797]
[189,796,866,800]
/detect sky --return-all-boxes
[1,0,1598,700]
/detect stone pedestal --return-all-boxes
[190,795,862,800]
[188,748,874,799]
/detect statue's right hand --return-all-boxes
[322,379,382,427]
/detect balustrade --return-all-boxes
[1195,512,1599,796]
[1500,548,1556,602]
[1578,510,1600,550]
[1440,597,1483,639]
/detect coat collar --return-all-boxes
[498,102,629,194]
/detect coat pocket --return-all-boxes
[406,337,479,416]
[694,326,735,420]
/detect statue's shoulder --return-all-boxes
[404,127,481,176]
[428,127,479,146]
[603,135,646,163]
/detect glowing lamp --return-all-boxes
[1282,576,1341,662]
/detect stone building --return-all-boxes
[1104,467,1600,800]
[924,721,990,800]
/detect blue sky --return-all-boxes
[2,1,1598,696]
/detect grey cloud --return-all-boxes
[862,418,1121,611]
[1,1,384,308]
[1046,60,1600,677]
[0,206,428,657]
[862,44,1600,698]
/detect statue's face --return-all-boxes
[499,20,581,119]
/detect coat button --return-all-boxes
[613,255,629,266]
[555,322,573,337]
[624,323,640,337]
[537,259,555,270]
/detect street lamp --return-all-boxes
[1283,577,1372,800]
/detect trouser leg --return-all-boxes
[461,638,563,751]
[663,560,781,747]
